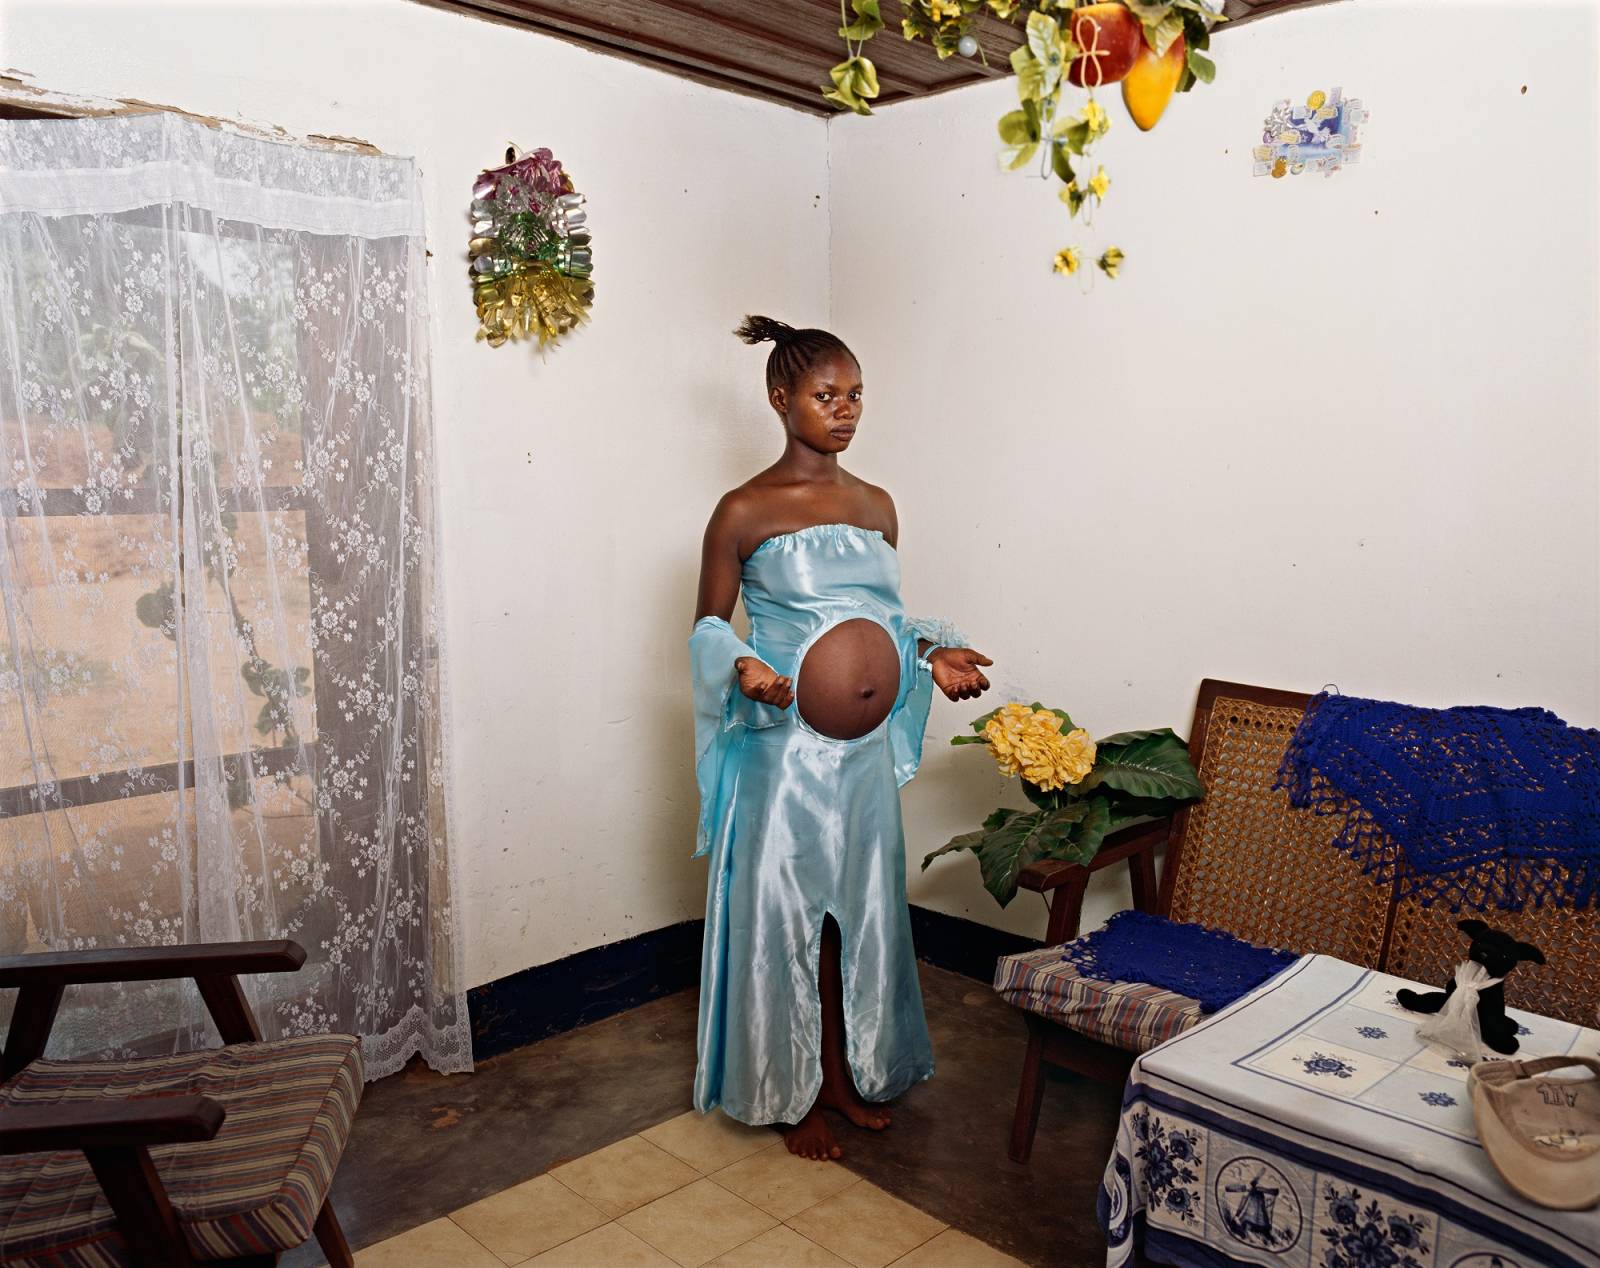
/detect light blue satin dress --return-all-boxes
[689,521,964,1126]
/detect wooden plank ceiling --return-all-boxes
[417,0,1343,115]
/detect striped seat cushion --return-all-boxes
[994,945,1202,1052]
[0,1032,362,1268]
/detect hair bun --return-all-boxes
[734,314,796,346]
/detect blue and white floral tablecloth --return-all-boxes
[1101,954,1600,1268]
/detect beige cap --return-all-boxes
[1469,1056,1600,1211]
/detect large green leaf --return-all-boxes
[968,704,1005,735]
[997,108,1037,146]
[1001,141,1040,172]
[1051,142,1076,186]
[1024,11,1067,98]
[1093,733,1204,800]
[1141,10,1185,56]
[1068,796,1113,860]
[922,826,991,871]
[976,803,1091,905]
[838,0,883,41]
[1024,781,1062,813]
[1096,727,1178,749]
[1187,47,1216,83]
[1011,44,1047,104]
[999,99,1043,169]
[923,802,1092,906]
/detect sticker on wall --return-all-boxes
[1252,89,1367,180]
[468,145,594,349]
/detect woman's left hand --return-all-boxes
[930,648,993,701]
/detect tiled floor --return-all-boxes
[284,962,1122,1268]
[351,1109,1024,1267]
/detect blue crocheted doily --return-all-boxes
[1063,910,1298,1013]
[1275,692,1600,911]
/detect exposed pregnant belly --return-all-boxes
[796,619,901,740]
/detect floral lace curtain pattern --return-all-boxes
[0,113,469,1078]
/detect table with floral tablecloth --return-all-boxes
[1101,954,1600,1268]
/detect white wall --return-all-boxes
[5,0,1598,970]
[0,0,831,986]
[829,0,1600,939]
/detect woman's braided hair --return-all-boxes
[734,315,857,394]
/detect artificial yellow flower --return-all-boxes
[1098,246,1125,278]
[928,0,962,22]
[1083,99,1109,135]
[987,0,1021,17]
[1058,728,1097,784]
[1053,246,1081,275]
[1088,166,1110,199]
[983,704,1090,791]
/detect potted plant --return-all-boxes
[922,701,1203,905]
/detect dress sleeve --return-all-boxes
[689,615,787,858]
[889,615,971,788]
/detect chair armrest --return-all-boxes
[1017,818,1170,893]
[0,1095,224,1154]
[1016,818,1171,944]
[0,940,305,988]
[0,942,303,1080]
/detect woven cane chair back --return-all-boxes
[1163,683,1391,968]
[1386,871,1600,1028]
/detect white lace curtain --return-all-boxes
[0,113,470,1079]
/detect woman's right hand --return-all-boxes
[736,656,794,709]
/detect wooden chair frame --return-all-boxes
[0,940,354,1268]
[1005,680,1315,1163]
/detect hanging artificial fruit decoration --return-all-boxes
[824,1,1224,281]
[467,145,594,349]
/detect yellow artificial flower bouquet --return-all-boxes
[923,701,1203,906]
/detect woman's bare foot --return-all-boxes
[819,1080,891,1131]
[782,1104,842,1160]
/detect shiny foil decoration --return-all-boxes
[468,145,594,349]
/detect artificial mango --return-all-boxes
[1065,3,1144,88]
[1121,33,1186,131]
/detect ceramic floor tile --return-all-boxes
[523,1221,678,1267]
[550,1134,700,1217]
[710,1141,858,1220]
[787,1180,945,1267]
[449,1174,608,1262]
[617,1176,778,1268]
[887,1228,1027,1267]
[707,1224,854,1267]
[352,1216,507,1268]
[642,1109,779,1173]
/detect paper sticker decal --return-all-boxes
[1253,88,1367,179]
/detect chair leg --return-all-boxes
[84,1145,197,1268]
[1008,1014,1048,1164]
[314,1199,354,1268]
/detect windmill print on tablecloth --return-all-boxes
[1216,1157,1302,1251]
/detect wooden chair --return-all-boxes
[1002,678,1600,1163]
[0,940,360,1267]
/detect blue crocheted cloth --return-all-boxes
[1062,910,1298,1013]
[1276,692,1600,911]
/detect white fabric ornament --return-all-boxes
[1416,959,1504,1062]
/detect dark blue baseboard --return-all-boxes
[467,906,1044,1062]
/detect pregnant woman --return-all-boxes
[690,316,992,1161]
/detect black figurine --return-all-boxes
[1396,919,1545,1055]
